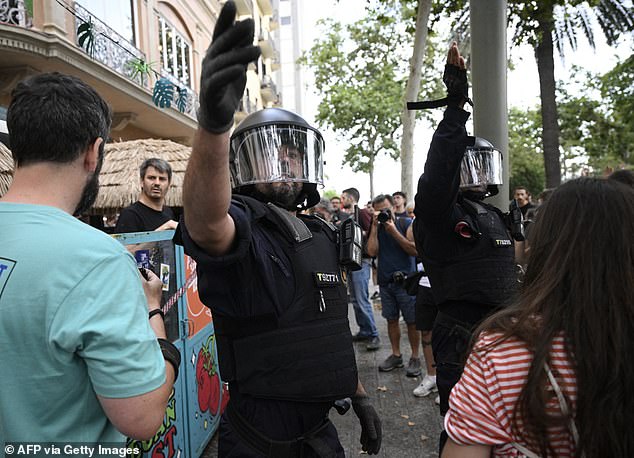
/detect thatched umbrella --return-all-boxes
[94,139,190,214]
[0,142,13,198]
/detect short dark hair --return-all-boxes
[7,72,111,167]
[514,186,530,194]
[330,196,341,202]
[392,191,407,201]
[140,158,172,182]
[608,169,634,188]
[342,187,360,203]
[372,194,393,208]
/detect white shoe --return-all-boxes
[413,374,438,397]
[434,395,440,405]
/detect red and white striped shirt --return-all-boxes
[445,331,577,457]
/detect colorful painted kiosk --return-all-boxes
[113,230,226,458]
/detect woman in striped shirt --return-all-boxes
[442,177,634,457]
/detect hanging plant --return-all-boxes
[152,77,175,108]
[125,58,156,86]
[77,18,95,57]
[175,87,190,113]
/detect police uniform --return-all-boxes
[413,107,516,437]
[177,195,358,457]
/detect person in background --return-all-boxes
[330,195,347,226]
[367,194,421,377]
[312,197,334,222]
[443,177,634,457]
[392,191,408,217]
[176,3,381,455]
[341,187,380,351]
[608,168,634,188]
[0,72,178,444]
[513,186,535,218]
[115,157,177,233]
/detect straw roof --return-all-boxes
[0,142,13,198]
[94,139,190,213]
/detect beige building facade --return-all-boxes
[0,0,280,145]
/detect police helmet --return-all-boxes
[459,137,503,196]
[230,108,324,208]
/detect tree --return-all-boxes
[301,1,442,197]
[399,0,433,199]
[508,107,546,197]
[435,0,634,188]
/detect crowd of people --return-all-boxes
[1,1,633,457]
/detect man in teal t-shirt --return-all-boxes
[0,73,178,445]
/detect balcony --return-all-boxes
[258,29,277,60]
[233,0,253,17]
[268,11,279,31]
[256,0,273,16]
[235,96,255,123]
[0,3,197,142]
[260,75,278,104]
[0,0,32,27]
[73,2,148,88]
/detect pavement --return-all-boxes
[202,295,442,457]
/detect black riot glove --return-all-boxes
[351,395,382,455]
[442,63,473,108]
[198,1,261,133]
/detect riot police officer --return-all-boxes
[411,44,518,453]
[177,3,381,456]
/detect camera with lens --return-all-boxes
[392,271,406,286]
[377,208,392,224]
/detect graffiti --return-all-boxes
[196,334,222,416]
[127,390,180,458]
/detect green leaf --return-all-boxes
[175,87,189,113]
[77,19,95,57]
[152,78,175,109]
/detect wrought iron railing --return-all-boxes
[0,0,32,27]
[73,2,148,88]
[159,70,199,119]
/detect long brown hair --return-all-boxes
[475,177,634,456]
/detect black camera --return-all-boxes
[392,271,406,286]
[508,199,525,242]
[377,209,392,224]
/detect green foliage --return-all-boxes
[77,19,95,57]
[300,1,444,176]
[152,77,174,109]
[126,58,156,86]
[508,107,546,198]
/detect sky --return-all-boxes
[297,0,633,203]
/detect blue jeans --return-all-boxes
[349,259,379,338]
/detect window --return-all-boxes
[281,16,291,26]
[158,16,192,87]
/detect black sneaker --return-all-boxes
[366,336,380,351]
[406,357,422,377]
[351,333,371,342]
[378,354,404,372]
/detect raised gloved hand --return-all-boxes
[351,395,382,455]
[443,42,472,108]
[198,1,261,133]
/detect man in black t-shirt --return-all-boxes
[115,158,178,233]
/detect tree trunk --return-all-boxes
[534,16,562,188]
[400,0,432,199]
[369,154,375,199]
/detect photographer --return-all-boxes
[366,194,421,376]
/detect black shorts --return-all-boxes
[415,285,437,331]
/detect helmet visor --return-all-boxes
[459,148,503,187]
[230,125,324,187]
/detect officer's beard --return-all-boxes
[73,144,104,216]
[460,183,488,201]
[253,182,304,211]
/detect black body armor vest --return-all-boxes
[213,196,358,402]
[418,197,517,308]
